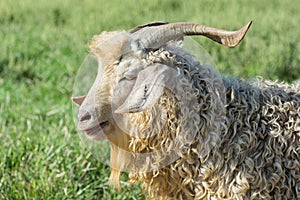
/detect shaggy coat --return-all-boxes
[126,47,300,199]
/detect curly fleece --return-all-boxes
[126,47,300,199]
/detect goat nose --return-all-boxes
[79,112,92,122]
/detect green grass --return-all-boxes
[0,0,299,199]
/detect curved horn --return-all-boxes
[129,21,169,33]
[131,21,252,49]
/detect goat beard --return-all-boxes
[107,126,132,189]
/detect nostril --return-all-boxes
[79,112,92,122]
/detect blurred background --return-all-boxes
[0,0,299,199]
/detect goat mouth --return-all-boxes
[84,120,110,136]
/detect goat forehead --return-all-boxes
[90,31,126,46]
[88,67,115,100]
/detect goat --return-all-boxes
[72,21,300,199]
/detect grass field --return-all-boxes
[1,0,300,199]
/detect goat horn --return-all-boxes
[131,21,252,49]
[129,21,169,33]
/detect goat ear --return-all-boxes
[115,63,177,113]
[71,95,86,106]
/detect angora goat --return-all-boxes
[72,21,300,199]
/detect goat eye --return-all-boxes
[119,76,136,82]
